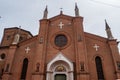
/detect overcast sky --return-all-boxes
[0,0,120,50]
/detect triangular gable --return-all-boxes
[49,13,83,22]
[47,52,73,71]
[49,14,73,22]
[85,32,108,42]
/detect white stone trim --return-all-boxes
[46,52,74,80]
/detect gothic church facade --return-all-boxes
[0,4,120,80]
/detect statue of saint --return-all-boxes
[12,33,20,44]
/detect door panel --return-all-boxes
[55,74,66,80]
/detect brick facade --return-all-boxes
[0,11,120,80]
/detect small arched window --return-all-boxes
[20,58,28,80]
[0,53,6,60]
[95,56,104,80]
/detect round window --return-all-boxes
[55,35,68,47]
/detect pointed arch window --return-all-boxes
[0,69,4,79]
[95,56,104,80]
[20,58,28,80]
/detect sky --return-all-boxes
[0,0,120,50]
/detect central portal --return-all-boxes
[55,74,66,80]
[46,53,74,80]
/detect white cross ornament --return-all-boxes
[58,22,64,29]
[93,44,99,51]
[25,47,30,53]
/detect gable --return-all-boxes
[18,35,38,46]
[85,32,107,42]
[47,52,73,71]
[49,14,73,22]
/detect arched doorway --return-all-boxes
[54,64,67,80]
[46,53,74,80]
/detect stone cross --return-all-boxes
[25,47,30,53]
[93,44,99,51]
[60,8,63,11]
[58,22,64,29]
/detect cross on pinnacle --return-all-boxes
[60,8,63,11]
[60,8,63,14]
